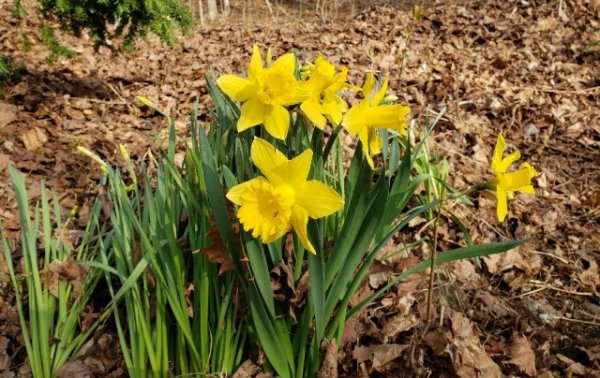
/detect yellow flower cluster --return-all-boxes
[216,45,537,250]
[217,44,411,168]
[217,45,414,253]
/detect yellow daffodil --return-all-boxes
[489,133,537,221]
[217,45,309,140]
[341,73,411,168]
[226,138,344,254]
[299,55,349,129]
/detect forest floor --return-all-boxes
[1,0,599,376]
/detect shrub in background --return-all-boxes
[12,0,194,58]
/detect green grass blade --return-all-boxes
[322,178,389,338]
[306,221,325,342]
[248,285,293,378]
[245,237,275,316]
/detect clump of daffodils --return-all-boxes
[216,45,413,250]
[215,44,537,251]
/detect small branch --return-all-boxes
[264,0,275,21]
[425,189,447,328]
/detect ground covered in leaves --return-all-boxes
[1,0,599,376]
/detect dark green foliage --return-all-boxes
[39,24,76,62]
[31,0,194,50]
[12,0,27,17]
[20,33,32,53]
[0,55,23,87]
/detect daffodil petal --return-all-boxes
[263,105,290,140]
[274,149,313,188]
[290,206,315,254]
[296,181,344,219]
[233,176,292,243]
[521,162,537,175]
[248,44,263,81]
[496,189,508,221]
[371,78,389,106]
[358,127,375,168]
[217,75,257,102]
[322,94,347,125]
[328,67,348,93]
[491,133,505,174]
[238,99,268,132]
[226,177,266,205]
[301,99,327,129]
[342,102,367,135]
[369,129,382,155]
[262,227,288,243]
[251,137,288,183]
[303,73,330,95]
[272,52,296,74]
[362,72,376,97]
[519,185,535,194]
[289,87,311,105]
[501,150,521,172]
[238,204,288,243]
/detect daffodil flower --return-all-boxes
[341,73,411,168]
[488,133,537,221]
[226,138,344,254]
[217,45,309,140]
[299,55,349,129]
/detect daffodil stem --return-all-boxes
[322,125,342,162]
[472,182,492,191]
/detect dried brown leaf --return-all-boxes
[231,360,261,378]
[483,247,540,276]
[57,334,121,378]
[39,258,90,298]
[382,294,418,342]
[55,360,93,378]
[195,229,236,275]
[0,102,17,126]
[352,344,408,372]
[341,317,359,346]
[523,297,560,326]
[579,259,600,296]
[556,354,588,376]
[478,291,516,318]
[533,16,558,32]
[449,311,502,378]
[317,339,338,378]
[448,259,479,286]
[424,330,449,355]
[506,335,537,377]
[0,153,13,173]
[0,336,10,371]
[19,127,48,151]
